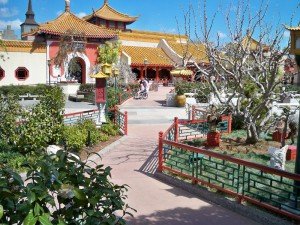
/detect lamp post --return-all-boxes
[144,58,149,79]
[47,59,51,85]
[112,67,120,103]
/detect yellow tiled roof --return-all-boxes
[286,26,300,31]
[25,12,117,39]
[1,40,46,53]
[241,36,269,51]
[122,46,173,66]
[167,41,209,64]
[84,2,138,23]
[119,30,187,43]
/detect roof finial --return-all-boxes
[104,0,108,4]
[65,0,70,12]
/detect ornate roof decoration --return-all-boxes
[167,41,209,64]
[84,1,138,24]
[1,40,46,53]
[23,11,117,39]
[122,46,173,66]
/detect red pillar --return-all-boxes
[155,67,159,82]
[158,131,164,172]
[124,111,128,135]
[228,115,232,134]
[174,117,179,142]
[191,105,196,121]
[140,67,143,79]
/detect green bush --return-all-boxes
[101,122,119,136]
[0,86,65,154]
[0,150,132,224]
[63,125,87,152]
[79,83,95,92]
[78,119,101,146]
[232,114,245,130]
[0,84,52,96]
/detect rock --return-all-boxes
[268,145,288,170]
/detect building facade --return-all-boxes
[0,0,208,86]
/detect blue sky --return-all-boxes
[0,0,299,43]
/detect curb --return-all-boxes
[154,172,295,225]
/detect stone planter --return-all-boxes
[207,131,221,147]
[175,94,186,107]
[57,82,80,96]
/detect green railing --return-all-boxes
[158,118,300,221]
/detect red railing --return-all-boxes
[158,117,300,221]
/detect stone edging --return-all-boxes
[154,172,295,225]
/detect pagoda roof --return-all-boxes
[167,41,209,64]
[122,46,173,67]
[23,11,117,39]
[1,40,46,53]
[285,25,300,31]
[119,30,187,43]
[84,2,138,24]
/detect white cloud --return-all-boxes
[284,30,290,38]
[0,19,22,30]
[217,31,227,39]
[0,0,8,4]
[76,12,87,18]
[0,7,18,17]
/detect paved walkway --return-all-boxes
[97,87,260,225]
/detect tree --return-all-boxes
[97,41,120,65]
[187,0,290,143]
[53,30,86,80]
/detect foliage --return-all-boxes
[79,83,95,93]
[97,41,120,65]
[107,87,121,109]
[0,84,52,96]
[53,30,86,76]
[127,82,140,91]
[77,119,101,146]
[63,125,87,152]
[101,122,119,136]
[0,86,65,154]
[231,114,245,130]
[0,150,133,224]
[285,84,300,94]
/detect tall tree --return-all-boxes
[188,0,291,143]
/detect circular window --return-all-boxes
[0,67,4,80]
[15,67,29,81]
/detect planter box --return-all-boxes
[207,132,221,147]
[58,82,81,96]
[286,146,297,161]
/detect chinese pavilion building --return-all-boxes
[0,0,208,86]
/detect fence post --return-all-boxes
[228,114,232,134]
[158,131,164,172]
[192,105,196,121]
[118,93,122,105]
[124,111,128,135]
[113,106,117,124]
[174,117,179,142]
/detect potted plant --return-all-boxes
[175,83,186,107]
[206,104,222,147]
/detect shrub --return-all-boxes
[78,119,101,146]
[0,150,133,224]
[101,122,119,136]
[79,83,95,93]
[63,125,86,152]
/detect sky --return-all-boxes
[0,0,300,44]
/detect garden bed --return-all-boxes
[184,130,296,173]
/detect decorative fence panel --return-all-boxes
[63,109,98,125]
[158,118,300,221]
[63,108,128,135]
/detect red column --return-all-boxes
[155,67,159,82]
[174,117,179,142]
[158,131,164,172]
[191,105,196,121]
[124,111,128,135]
[106,20,109,28]
[140,67,144,79]
[228,115,232,134]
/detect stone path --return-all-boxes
[96,87,260,225]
